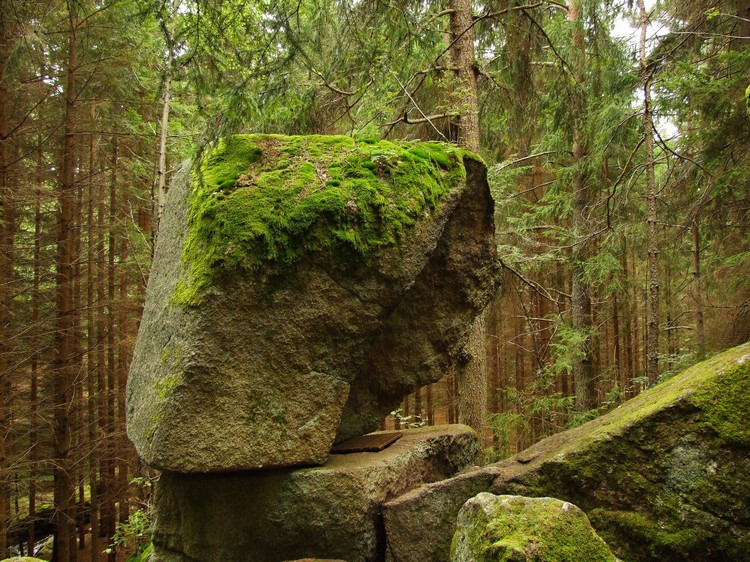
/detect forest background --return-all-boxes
[0,0,748,560]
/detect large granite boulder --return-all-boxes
[451,493,615,562]
[150,425,480,562]
[384,343,750,561]
[126,135,498,472]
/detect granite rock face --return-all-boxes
[126,135,498,472]
[451,493,615,562]
[150,425,480,562]
[384,343,750,561]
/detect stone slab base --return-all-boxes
[151,425,480,562]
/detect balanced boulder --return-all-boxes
[126,134,498,472]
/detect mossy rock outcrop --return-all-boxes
[151,425,480,562]
[384,343,750,561]
[451,493,616,562]
[126,134,498,472]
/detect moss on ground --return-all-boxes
[172,134,476,306]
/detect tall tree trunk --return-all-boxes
[458,315,488,448]
[692,219,705,359]
[157,72,171,228]
[426,383,434,426]
[28,179,42,554]
[569,0,595,412]
[117,223,130,526]
[105,138,117,562]
[639,0,660,386]
[96,147,107,548]
[155,0,181,234]
[0,13,14,557]
[53,3,80,559]
[86,123,100,562]
[448,0,487,449]
[448,0,480,152]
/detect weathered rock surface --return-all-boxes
[384,343,750,561]
[126,135,498,472]
[150,425,480,562]
[451,493,615,562]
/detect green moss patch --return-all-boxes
[693,354,750,445]
[173,134,474,306]
[453,494,615,561]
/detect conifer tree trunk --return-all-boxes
[448,0,487,449]
[0,18,12,559]
[426,384,434,426]
[569,0,595,412]
[28,174,42,554]
[692,219,705,359]
[53,2,80,559]
[105,138,117,562]
[448,0,480,151]
[639,0,660,385]
[96,150,107,550]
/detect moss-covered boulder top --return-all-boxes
[127,134,498,473]
[176,134,476,306]
[383,342,750,562]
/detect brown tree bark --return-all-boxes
[692,220,705,359]
[0,10,15,556]
[105,138,117,562]
[52,2,80,559]
[448,0,480,152]
[569,0,596,412]
[425,383,434,426]
[448,0,487,449]
[639,0,660,386]
[28,169,42,554]
[86,122,100,562]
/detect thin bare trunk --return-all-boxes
[117,232,129,525]
[692,220,705,359]
[157,72,171,227]
[105,139,117,562]
[426,384,434,426]
[86,123,99,561]
[53,3,79,559]
[639,0,660,385]
[0,16,13,558]
[28,181,41,554]
[96,148,107,547]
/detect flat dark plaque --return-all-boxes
[330,432,403,454]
